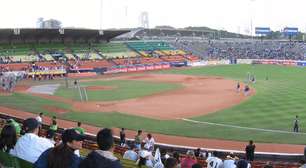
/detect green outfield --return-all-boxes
[1,64,306,144]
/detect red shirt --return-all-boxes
[181,157,197,168]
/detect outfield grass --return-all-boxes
[1,64,306,144]
[0,93,72,116]
[55,80,181,101]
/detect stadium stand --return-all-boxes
[172,40,306,60]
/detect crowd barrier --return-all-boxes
[105,63,171,74]
[188,60,230,67]
[67,72,97,78]
[237,59,254,64]
[27,69,66,76]
[253,59,298,66]
[187,59,306,68]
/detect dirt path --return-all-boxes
[27,74,253,120]
[0,106,303,154]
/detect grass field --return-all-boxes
[55,80,181,101]
[1,64,306,144]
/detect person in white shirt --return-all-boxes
[223,154,237,168]
[137,150,154,168]
[144,133,155,152]
[206,151,223,168]
[36,113,43,125]
[10,118,54,163]
[123,145,138,161]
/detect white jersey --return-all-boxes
[223,159,236,168]
[36,116,42,124]
[206,156,223,168]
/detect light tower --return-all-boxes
[249,0,256,38]
[139,12,149,28]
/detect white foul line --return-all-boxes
[182,118,306,135]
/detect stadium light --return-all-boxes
[249,0,256,39]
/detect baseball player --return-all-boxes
[244,85,250,96]
[236,82,241,93]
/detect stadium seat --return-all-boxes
[0,151,19,168]
[17,157,33,168]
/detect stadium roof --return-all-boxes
[0,28,129,43]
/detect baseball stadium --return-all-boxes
[1,1,306,168]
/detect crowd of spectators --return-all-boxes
[0,56,14,64]
[0,115,301,168]
[0,71,25,92]
[2,113,300,168]
[174,40,306,60]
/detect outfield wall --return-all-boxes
[105,63,171,74]
[189,59,306,67]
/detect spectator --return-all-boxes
[236,159,251,168]
[49,120,58,132]
[223,154,237,168]
[144,133,155,151]
[52,116,56,121]
[120,128,126,147]
[34,129,84,168]
[123,145,138,161]
[263,162,273,168]
[0,125,17,153]
[135,130,143,150]
[173,152,181,168]
[36,113,43,125]
[137,150,154,168]
[74,122,85,135]
[79,128,122,168]
[206,151,223,168]
[7,118,21,135]
[304,146,306,161]
[299,160,306,168]
[194,148,201,157]
[192,163,202,168]
[10,118,54,163]
[245,140,255,161]
[165,157,178,168]
[181,150,197,168]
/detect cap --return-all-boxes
[186,150,195,156]
[62,129,85,143]
[23,118,39,132]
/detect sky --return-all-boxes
[0,0,305,34]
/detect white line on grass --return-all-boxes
[181,118,306,135]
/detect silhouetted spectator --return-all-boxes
[34,129,84,168]
[79,128,122,168]
[245,140,255,161]
[0,125,17,153]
